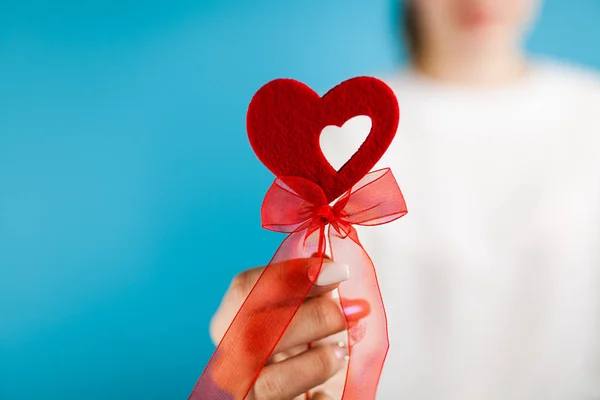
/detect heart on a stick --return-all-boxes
[246,76,399,202]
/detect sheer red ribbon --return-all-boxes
[191,168,407,400]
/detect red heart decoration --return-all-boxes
[247,76,399,202]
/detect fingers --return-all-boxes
[252,343,348,400]
[273,296,347,353]
[227,259,348,301]
[210,259,349,345]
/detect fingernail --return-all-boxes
[315,261,350,286]
[342,298,371,322]
[332,341,349,361]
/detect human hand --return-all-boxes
[210,259,368,399]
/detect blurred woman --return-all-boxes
[210,0,600,398]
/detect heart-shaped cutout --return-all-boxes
[320,115,372,172]
[247,76,399,202]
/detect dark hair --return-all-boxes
[403,1,420,60]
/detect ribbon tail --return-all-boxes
[190,227,326,400]
[330,230,389,400]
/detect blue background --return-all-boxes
[1,0,598,398]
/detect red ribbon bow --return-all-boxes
[191,168,407,399]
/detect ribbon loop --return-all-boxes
[261,175,328,233]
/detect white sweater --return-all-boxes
[325,61,600,399]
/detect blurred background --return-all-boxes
[0,0,599,398]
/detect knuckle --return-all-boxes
[210,269,262,345]
[310,298,344,333]
[312,299,333,329]
[231,271,252,298]
[253,371,284,400]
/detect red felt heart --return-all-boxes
[247,76,399,202]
